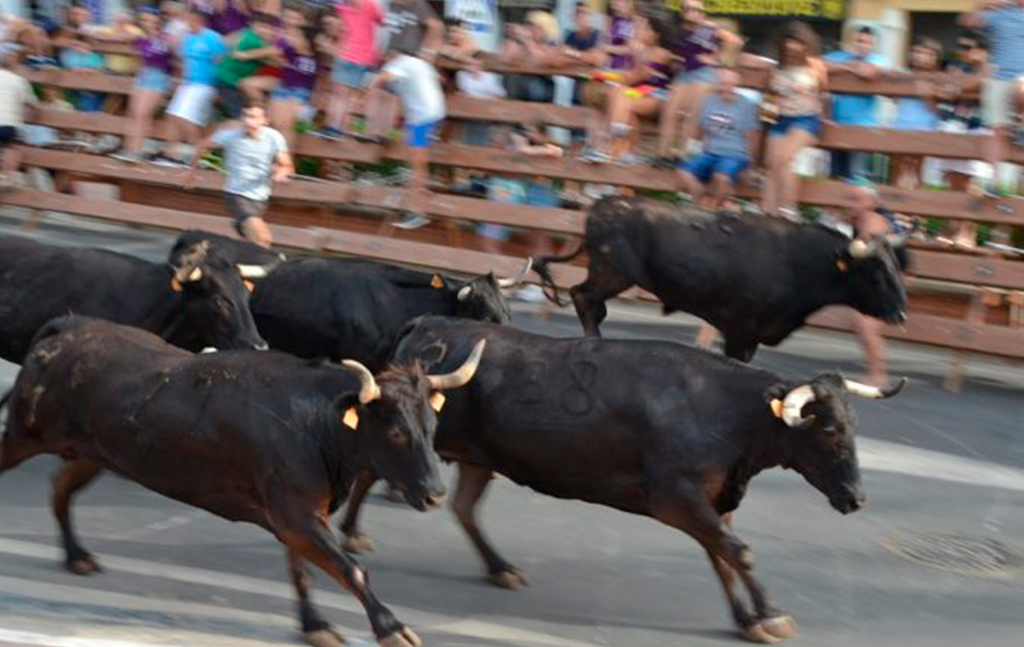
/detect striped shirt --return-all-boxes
[980,8,1024,80]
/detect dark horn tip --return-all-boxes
[881,377,908,398]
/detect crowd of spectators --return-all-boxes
[1,0,1022,233]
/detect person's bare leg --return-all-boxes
[709,173,734,210]
[241,216,273,248]
[678,169,704,203]
[680,83,712,145]
[127,89,161,155]
[1,146,22,177]
[658,84,686,158]
[985,126,1008,188]
[779,130,816,213]
[853,313,887,385]
[327,84,352,131]
[762,135,783,216]
[407,147,430,214]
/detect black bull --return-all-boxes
[532,197,909,362]
[0,316,486,647]
[171,230,531,370]
[0,234,266,363]
[339,317,905,643]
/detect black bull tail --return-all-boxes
[531,241,586,307]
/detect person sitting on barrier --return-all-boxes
[267,7,317,151]
[110,9,177,164]
[891,37,942,190]
[185,100,293,248]
[678,67,758,211]
[762,21,827,221]
[366,45,446,230]
[53,5,106,112]
[0,50,38,191]
[214,12,280,120]
[155,6,226,167]
[315,0,383,141]
[593,16,672,166]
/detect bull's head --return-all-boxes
[166,240,268,351]
[452,259,533,324]
[766,373,906,515]
[837,236,909,325]
[337,339,487,512]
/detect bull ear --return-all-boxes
[170,277,184,293]
[243,279,256,293]
[430,274,446,289]
[429,392,446,412]
[334,393,362,430]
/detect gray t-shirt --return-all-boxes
[212,126,288,202]
[699,93,758,160]
[979,8,1024,80]
[383,0,437,55]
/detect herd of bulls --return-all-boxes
[0,198,911,647]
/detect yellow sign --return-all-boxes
[701,0,847,19]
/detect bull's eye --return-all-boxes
[388,429,409,447]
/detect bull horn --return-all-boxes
[843,376,907,399]
[236,264,269,279]
[781,385,816,428]
[848,239,873,259]
[188,267,203,282]
[341,360,382,404]
[496,257,534,288]
[457,285,473,302]
[427,339,487,391]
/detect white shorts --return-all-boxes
[981,76,1024,128]
[926,120,993,181]
[167,83,217,126]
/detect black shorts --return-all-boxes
[0,126,18,149]
[216,82,245,120]
[224,193,267,235]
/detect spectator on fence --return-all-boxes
[890,37,942,189]
[110,9,176,163]
[604,0,638,72]
[456,54,505,147]
[762,21,827,221]
[959,0,1024,198]
[215,12,279,119]
[162,1,191,44]
[678,67,758,211]
[362,0,442,144]
[0,12,57,68]
[655,0,742,168]
[0,51,38,190]
[268,7,317,151]
[501,12,561,103]
[316,0,383,140]
[56,27,106,112]
[366,46,446,229]
[185,100,293,247]
[562,1,603,72]
[824,25,888,181]
[440,18,479,65]
[594,16,672,165]
[156,6,227,167]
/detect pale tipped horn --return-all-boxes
[427,339,487,391]
[843,376,907,400]
[236,264,269,279]
[847,239,873,259]
[457,285,473,302]
[496,257,534,288]
[341,360,382,404]
[188,266,203,282]
[781,385,817,428]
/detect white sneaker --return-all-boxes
[393,212,430,230]
[512,284,546,303]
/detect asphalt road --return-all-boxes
[0,208,1022,647]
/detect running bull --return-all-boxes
[339,316,905,643]
[0,235,267,363]
[532,197,909,361]
[172,230,530,369]
[0,315,486,647]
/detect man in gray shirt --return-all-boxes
[678,67,759,210]
[184,102,293,248]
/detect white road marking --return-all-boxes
[858,438,1024,492]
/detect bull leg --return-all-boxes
[570,274,631,338]
[273,506,419,647]
[724,515,796,641]
[287,549,346,647]
[452,462,527,590]
[650,485,790,644]
[339,471,378,553]
[51,458,104,575]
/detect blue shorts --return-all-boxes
[270,86,313,103]
[674,66,718,85]
[332,59,373,89]
[135,67,172,92]
[770,114,822,137]
[681,152,749,184]
[407,120,440,149]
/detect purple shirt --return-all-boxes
[676,23,719,73]
[216,0,249,35]
[278,38,317,90]
[608,16,635,70]
[136,35,173,73]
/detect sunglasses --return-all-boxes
[957,42,976,50]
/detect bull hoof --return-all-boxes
[304,627,346,647]
[761,615,798,640]
[342,532,376,554]
[739,622,781,644]
[66,555,102,576]
[488,568,528,590]
[379,626,421,647]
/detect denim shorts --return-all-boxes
[770,114,822,137]
[407,120,440,149]
[135,67,172,92]
[681,152,749,184]
[332,59,374,89]
[674,66,718,85]
[270,86,313,103]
